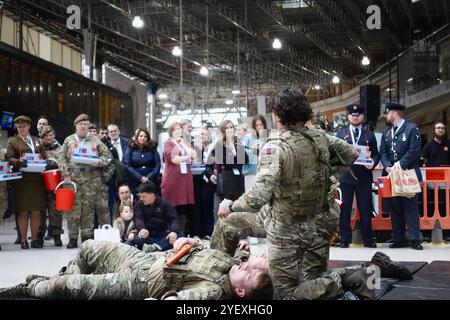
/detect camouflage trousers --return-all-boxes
[68,178,102,240]
[266,215,343,300]
[38,192,64,236]
[27,240,169,300]
[210,211,266,256]
[0,182,7,220]
[94,183,111,226]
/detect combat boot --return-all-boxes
[66,239,78,249]
[53,235,62,247]
[0,283,30,299]
[370,251,413,280]
[342,268,374,300]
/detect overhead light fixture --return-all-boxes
[362,56,370,66]
[407,78,413,82]
[232,88,241,95]
[158,93,168,99]
[193,61,201,66]
[332,76,340,84]
[164,103,172,108]
[132,16,144,28]
[412,0,421,3]
[314,84,321,90]
[272,38,282,49]
[156,119,163,123]
[225,99,233,105]
[199,66,209,76]
[172,46,182,56]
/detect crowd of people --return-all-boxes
[0,87,424,301]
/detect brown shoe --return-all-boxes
[21,241,29,249]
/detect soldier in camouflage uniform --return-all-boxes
[88,127,114,227]
[0,238,273,300]
[56,114,109,249]
[218,88,358,300]
[39,126,64,246]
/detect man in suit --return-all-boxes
[380,102,423,250]
[107,124,128,162]
[337,104,380,248]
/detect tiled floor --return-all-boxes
[1,216,449,288]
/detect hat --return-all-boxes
[346,104,364,116]
[384,102,405,114]
[40,125,54,138]
[74,113,90,125]
[14,115,31,125]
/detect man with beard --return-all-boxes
[380,102,423,250]
[421,121,450,167]
[336,104,380,248]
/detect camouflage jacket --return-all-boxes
[232,124,358,226]
[43,140,61,170]
[56,133,109,185]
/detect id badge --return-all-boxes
[180,161,188,174]
[232,168,240,175]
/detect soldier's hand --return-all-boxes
[90,160,102,167]
[128,233,135,241]
[167,231,178,245]
[218,207,231,219]
[238,239,249,251]
[139,229,149,239]
[386,166,392,173]
[173,237,190,252]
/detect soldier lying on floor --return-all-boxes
[0,239,412,300]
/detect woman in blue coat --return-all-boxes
[123,128,161,195]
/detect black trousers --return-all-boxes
[386,195,420,242]
[340,183,374,243]
[192,175,216,238]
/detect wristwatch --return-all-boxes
[228,202,235,212]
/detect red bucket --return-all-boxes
[42,169,62,191]
[378,177,392,198]
[55,181,77,212]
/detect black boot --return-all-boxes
[66,239,78,249]
[53,235,63,247]
[342,268,375,300]
[0,283,30,299]
[370,251,413,280]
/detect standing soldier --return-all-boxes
[218,88,359,300]
[40,125,64,246]
[57,114,109,248]
[336,104,380,248]
[380,102,423,250]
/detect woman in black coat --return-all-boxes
[123,128,161,195]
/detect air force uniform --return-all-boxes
[379,102,422,249]
[337,104,380,246]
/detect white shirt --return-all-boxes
[112,139,123,161]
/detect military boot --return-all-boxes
[342,268,374,300]
[370,251,413,280]
[53,235,63,247]
[66,239,78,249]
[0,283,30,299]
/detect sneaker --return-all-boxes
[142,244,157,253]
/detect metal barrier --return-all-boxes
[350,167,450,231]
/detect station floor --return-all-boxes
[1,215,450,288]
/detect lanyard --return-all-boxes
[20,135,35,154]
[391,121,405,153]
[349,126,361,146]
[173,140,186,156]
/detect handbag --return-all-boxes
[388,162,421,198]
[94,224,121,243]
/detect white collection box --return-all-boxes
[0,162,22,181]
[72,146,99,165]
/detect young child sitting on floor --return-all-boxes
[113,204,137,245]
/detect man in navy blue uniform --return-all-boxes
[337,104,380,248]
[380,102,423,250]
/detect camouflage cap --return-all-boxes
[14,115,31,125]
[40,125,55,138]
[74,113,90,125]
